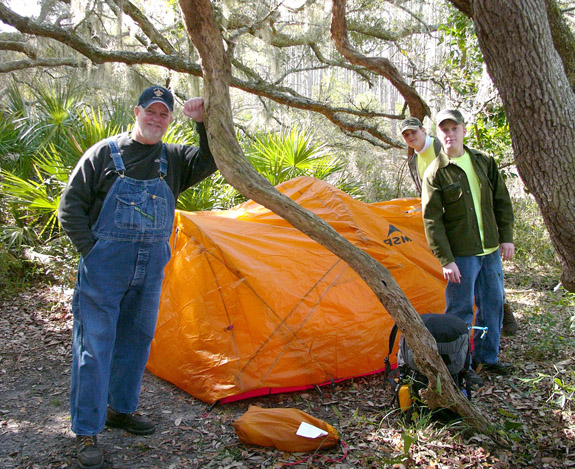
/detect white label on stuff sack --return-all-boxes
[296,422,328,439]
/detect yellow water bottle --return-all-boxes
[398,384,412,412]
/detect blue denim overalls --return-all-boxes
[71,138,174,435]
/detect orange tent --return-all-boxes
[147,177,446,404]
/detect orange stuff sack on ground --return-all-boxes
[233,406,339,452]
[147,177,446,403]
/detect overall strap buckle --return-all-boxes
[107,138,126,176]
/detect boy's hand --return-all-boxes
[500,242,515,261]
[442,261,461,284]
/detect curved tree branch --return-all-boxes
[232,75,403,148]
[178,0,495,436]
[330,0,430,121]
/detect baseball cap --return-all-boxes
[137,86,174,112]
[400,117,423,133]
[436,109,465,125]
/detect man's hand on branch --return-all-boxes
[183,97,204,122]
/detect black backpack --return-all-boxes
[384,314,472,417]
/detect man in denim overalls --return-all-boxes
[58,86,217,468]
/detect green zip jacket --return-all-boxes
[421,145,514,267]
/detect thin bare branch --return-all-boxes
[309,42,373,84]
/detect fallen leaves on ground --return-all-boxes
[1,273,575,468]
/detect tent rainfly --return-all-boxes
[147,177,446,404]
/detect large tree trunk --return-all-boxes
[178,0,494,434]
[453,0,575,291]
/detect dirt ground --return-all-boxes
[1,278,574,468]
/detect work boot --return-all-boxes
[474,361,514,375]
[502,302,518,336]
[105,407,155,435]
[466,369,483,387]
[75,435,104,469]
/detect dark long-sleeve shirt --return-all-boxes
[58,123,217,257]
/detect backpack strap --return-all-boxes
[384,323,399,379]
[459,328,473,401]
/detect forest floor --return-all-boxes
[1,267,574,468]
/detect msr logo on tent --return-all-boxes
[384,225,412,247]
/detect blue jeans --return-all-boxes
[71,240,171,435]
[445,250,504,365]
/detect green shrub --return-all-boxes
[0,245,42,297]
[511,195,561,281]
[522,287,575,361]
